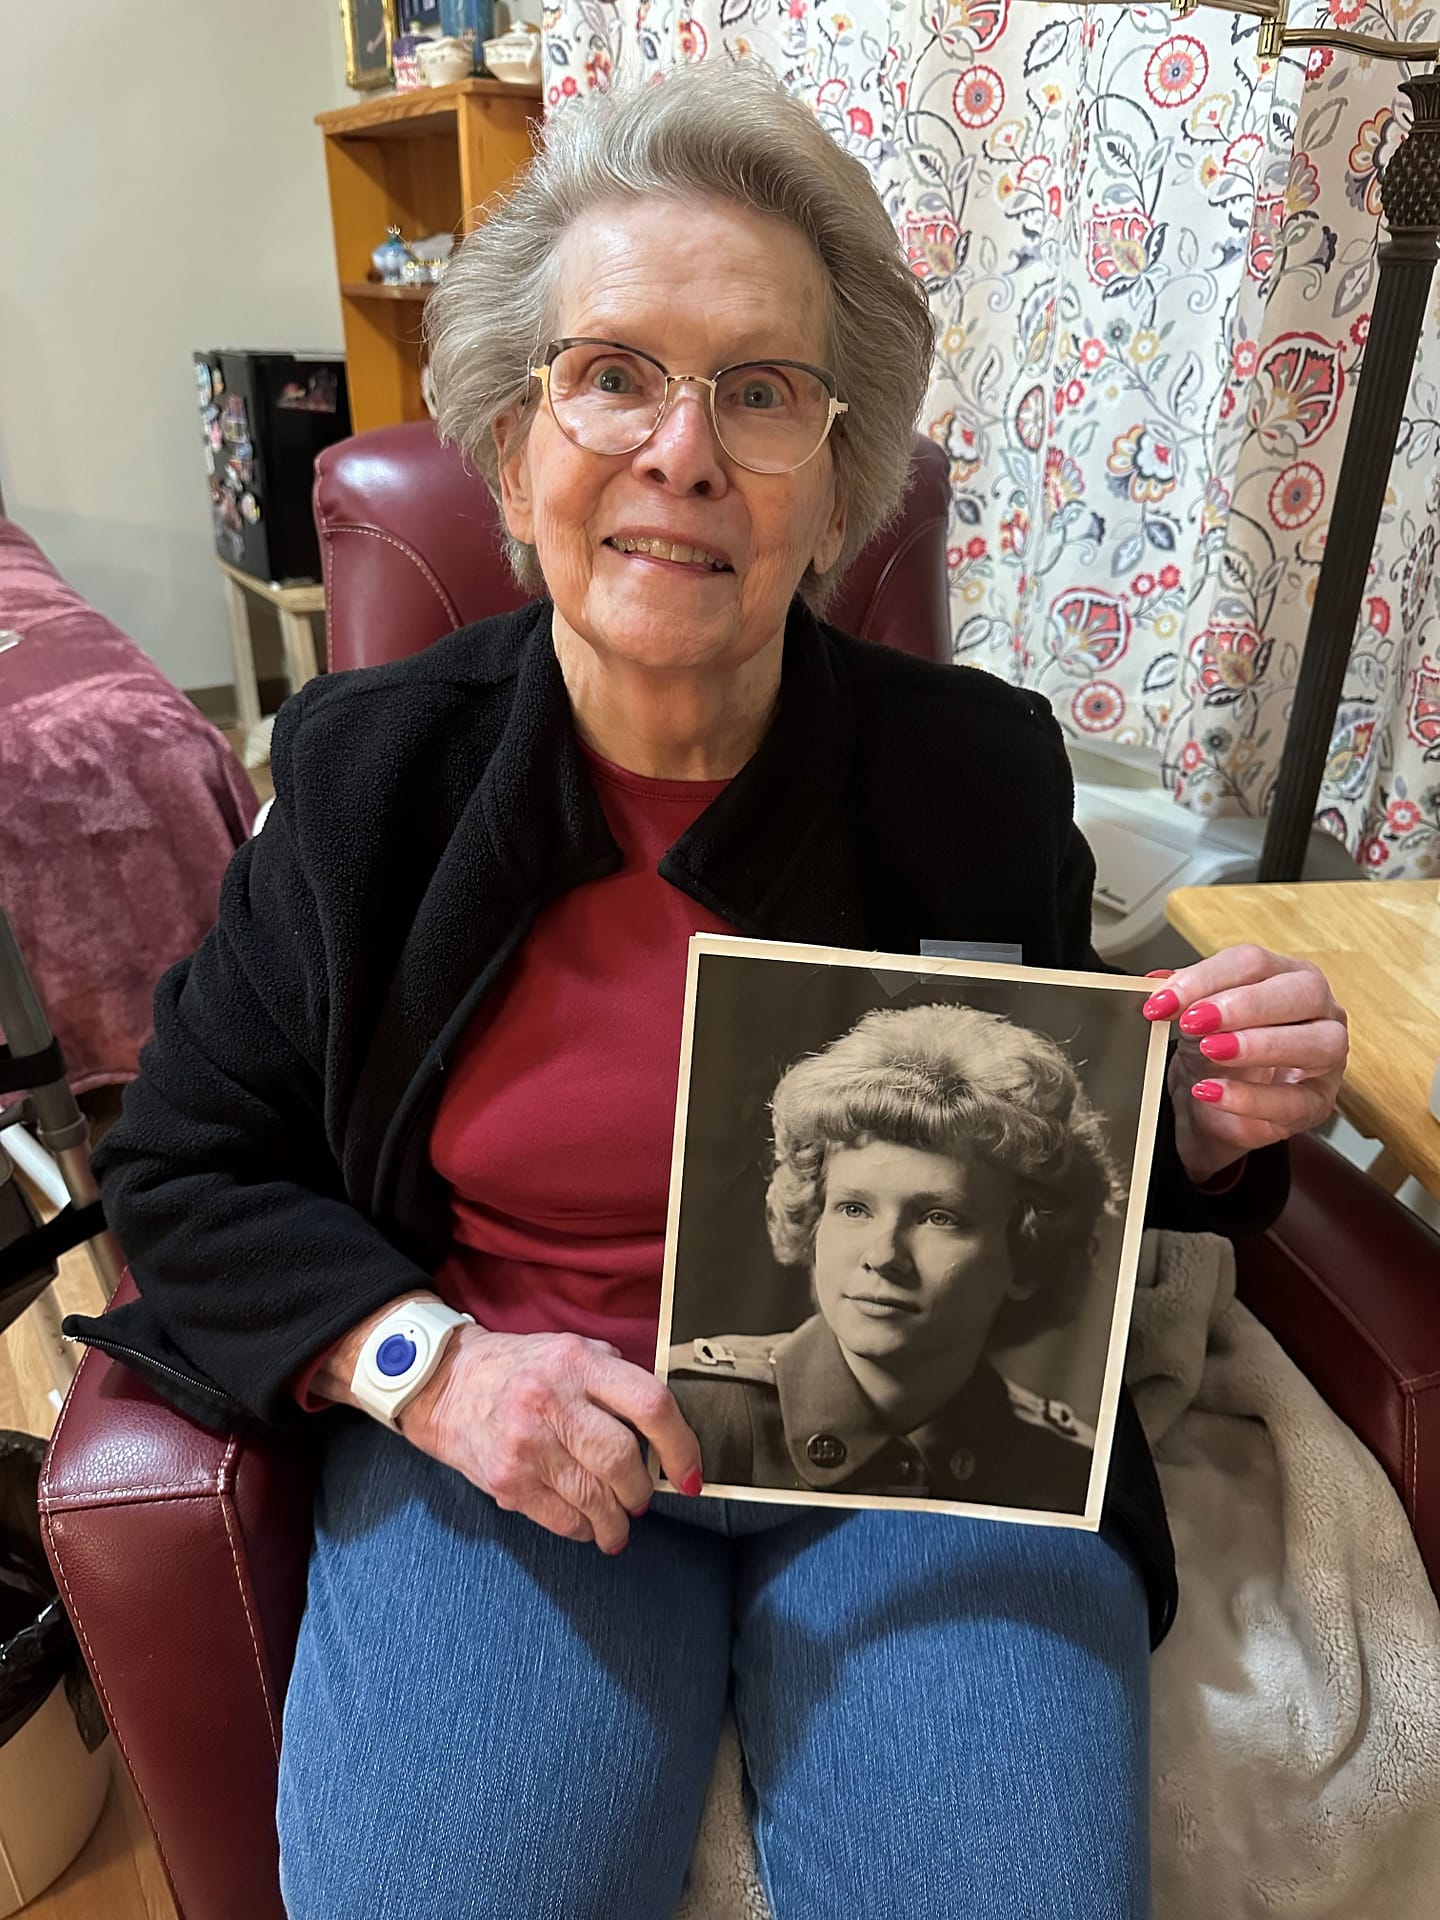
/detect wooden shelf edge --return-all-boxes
[317,76,541,136]
[341,280,435,302]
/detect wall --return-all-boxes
[0,3,352,692]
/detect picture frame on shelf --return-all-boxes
[339,0,398,91]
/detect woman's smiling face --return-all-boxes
[492,195,848,681]
[811,1138,1023,1379]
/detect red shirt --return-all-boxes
[425,748,736,1368]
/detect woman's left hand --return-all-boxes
[1142,945,1348,1187]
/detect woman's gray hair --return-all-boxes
[423,61,935,613]
[764,1003,1125,1344]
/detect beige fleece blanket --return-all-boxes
[678,1230,1440,1919]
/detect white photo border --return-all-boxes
[651,934,1173,1530]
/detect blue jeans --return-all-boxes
[278,1417,1150,1919]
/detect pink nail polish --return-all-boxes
[681,1469,704,1498]
[1179,1001,1222,1036]
[1199,1032,1240,1062]
[1191,1080,1225,1103]
[1142,989,1179,1020]
[605,1540,628,1556]
[1144,969,1173,981]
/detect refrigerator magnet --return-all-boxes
[240,492,262,525]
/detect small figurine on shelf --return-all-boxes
[440,1,493,72]
[371,228,411,285]
[393,20,440,91]
[370,227,456,285]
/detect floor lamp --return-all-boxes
[1259,66,1440,879]
[1039,3,1440,880]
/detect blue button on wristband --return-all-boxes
[376,1333,418,1378]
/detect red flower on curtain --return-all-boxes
[1268,461,1325,530]
[1324,713,1377,793]
[1072,681,1126,732]
[1047,589,1131,672]
[1247,332,1345,451]
[677,17,708,60]
[1107,424,1179,503]
[1247,195,1283,282]
[939,0,1010,54]
[1413,660,1440,748]
[1191,625,1267,694]
[1347,111,1402,220]
[1401,523,1437,633]
[1087,209,1156,287]
[1144,35,1208,109]
[1044,447,1085,513]
[1015,384,1046,451]
[902,213,966,282]
[930,408,981,483]
[1286,154,1321,215]
[953,65,1004,129]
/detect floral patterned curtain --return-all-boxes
[542,2,1440,878]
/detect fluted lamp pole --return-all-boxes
[1259,74,1440,879]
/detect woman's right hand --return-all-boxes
[397,1324,704,1553]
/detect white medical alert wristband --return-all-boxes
[351,1301,474,1430]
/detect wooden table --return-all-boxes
[1166,880,1440,1198]
[215,558,326,742]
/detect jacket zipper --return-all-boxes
[62,1327,234,1407]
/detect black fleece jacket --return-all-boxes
[69,598,1288,1645]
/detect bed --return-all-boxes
[0,514,257,1091]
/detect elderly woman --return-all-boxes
[669,1002,1123,1512]
[70,62,1347,1920]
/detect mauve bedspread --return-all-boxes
[0,515,258,1090]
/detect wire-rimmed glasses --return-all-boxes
[529,338,848,475]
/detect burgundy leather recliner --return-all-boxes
[40,423,1440,1920]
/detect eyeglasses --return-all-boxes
[529,338,848,475]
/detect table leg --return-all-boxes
[1365,1146,1408,1194]
[220,575,262,733]
[278,607,321,696]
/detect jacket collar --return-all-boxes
[354,598,866,1217]
[773,1312,1014,1489]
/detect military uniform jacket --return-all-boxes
[69,597,1290,1648]
[668,1316,1095,1514]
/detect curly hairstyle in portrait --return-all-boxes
[764,1002,1125,1345]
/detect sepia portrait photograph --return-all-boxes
[655,936,1171,1529]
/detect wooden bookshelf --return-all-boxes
[316,78,542,432]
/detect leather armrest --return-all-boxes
[39,1273,314,1920]
[1234,1130,1440,1592]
